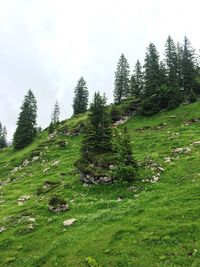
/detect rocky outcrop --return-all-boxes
[80,171,112,185]
[48,196,69,213]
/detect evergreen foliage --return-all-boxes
[81,92,112,160]
[48,121,55,134]
[13,89,37,149]
[73,77,89,115]
[114,54,130,103]
[165,35,179,89]
[143,43,161,97]
[112,127,137,181]
[181,36,197,96]
[0,122,7,148]
[189,89,197,103]
[130,60,143,97]
[51,100,60,124]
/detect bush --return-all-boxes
[189,89,197,103]
[110,105,121,122]
[111,164,137,182]
[141,96,160,116]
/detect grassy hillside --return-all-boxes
[0,102,200,267]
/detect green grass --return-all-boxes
[1,102,200,266]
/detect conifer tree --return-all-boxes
[73,77,89,115]
[130,60,143,97]
[112,127,137,181]
[13,89,37,149]
[51,100,60,124]
[182,36,197,96]
[81,92,112,159]
[0,123,7,148]
[176,42,183,88]
[165,35,178,89]
[114,53,130,103]
[143,43,161,97]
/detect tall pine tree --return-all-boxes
[73,77,89,115]
[114,53,130,103]
[143,43,161,97]
[182,36,197,96]
[130,60,143,97]
[13,89,37,149]
[165,35,179,89]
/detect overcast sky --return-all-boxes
[0,0,200,140]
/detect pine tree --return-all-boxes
[143,43,161,97]
[176,42,183,89]
[81,92,112,159]
[182,36,197,96]
[165,35,179,89]
[51,100,60,124]
[130,60,143,97]
[112,127,137,181]
[114,53,130,103]
[0,123,7,148]
[73,77,89,115]
[13,89,37,149]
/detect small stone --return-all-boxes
[0,227,6,233]
[32,156,39,162]
[192,141,200,146]
[27,224,34,230]
[158,166,164,172]
[28,218,35,223]
[63,218,77,227]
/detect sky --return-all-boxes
[0,0,200,140]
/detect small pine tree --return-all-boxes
[0,123,7,148]
[13,89,37,149]
[51,100,60,124]
[112,127,137,181]
[81,92,112,159]
[130,60,143,97]
[114,53,130,103]
[73,77,89,115]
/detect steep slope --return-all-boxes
[0,102,200,267]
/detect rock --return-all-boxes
[48,195,69,213]
[158,166,164,172]
[127,186,137,191]
[28,218,35,223]
[63,218,77,227]
[164,157,172,163]
[32,156,39,162]
[192,141,200,146]
[83,183,90,187]
[43,167,50,173]
[18,195,30,205]
[0,227,6,233]
[27,224,34,230]
[173,147,191,154]
[51,160,60,167]
[22,159,29,167]
[117,196,124,202]
[47,131,58,140]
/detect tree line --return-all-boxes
[2,35,199,151]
